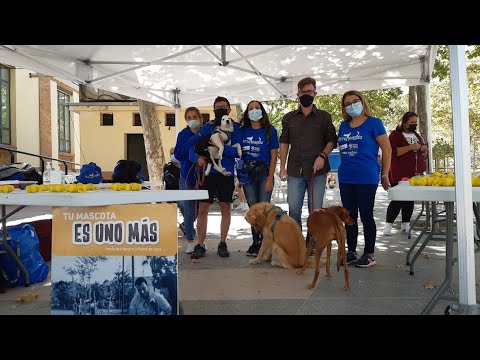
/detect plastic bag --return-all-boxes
[0,224,49,286]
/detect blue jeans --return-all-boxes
[243,164,273,242]
[287,174,327,235]
[179,176,197,241]
[339,183,378,254]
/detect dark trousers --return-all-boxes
[386,201,414,223]
[339,183,378,254]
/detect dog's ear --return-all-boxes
[340,207,354,224]
[250,206,265,231]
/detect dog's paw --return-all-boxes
[249,259,259,265]
[307,283,315,289]
[296,269,305,275]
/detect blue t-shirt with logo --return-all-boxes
[236,125,279,161]
[337,116,386,184]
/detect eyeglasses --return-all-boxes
[214,105,229,110]
[344,98,362,108]
[299,90,316,96]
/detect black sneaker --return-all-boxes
[340,251,358,266]
[190,244,206,259]
[217,241,230,257]
[179,222,186,236]
[246,242,261,257]
[355,253,376,268]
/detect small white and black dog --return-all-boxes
[194,115,242,176]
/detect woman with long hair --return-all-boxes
[236,100,279,256]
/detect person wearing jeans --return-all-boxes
[236,100,279,256]
[174,107,203,254]
[279,77,337,247]
[337,90,391,268]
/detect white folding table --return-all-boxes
[388,185,480,314]
[0,189,208,286]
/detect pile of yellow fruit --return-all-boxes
[0,185,15,193]
[408,172,480,187]
[24,182,143,193]
[110,183,142,191]
[25,183,100,193]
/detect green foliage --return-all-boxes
[264,88,405,134]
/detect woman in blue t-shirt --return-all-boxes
[236,100,279,256]
[337,90,392,268]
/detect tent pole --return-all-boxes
[449,45,478,313]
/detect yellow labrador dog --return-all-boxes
[244,202,317,269]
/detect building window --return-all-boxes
[165,113,175,127]
[57,90,71,153]
[0,65,11,145]
[101,113,114,126]
[133,113,142,126]
[201,113,210,125]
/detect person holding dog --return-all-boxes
[383,111,427,236]
[174,107,203,255]
[279,77,338,248]
[129,277,172,315]
[236,100,279,257]
[186,96,241,259]
[337,90,392,268]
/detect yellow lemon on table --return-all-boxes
[55,184,66,192]
[77,184,87,193]
[66,184,78,193]
[416,176,427,186]
[26,184,38,193]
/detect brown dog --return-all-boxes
[296,206,354,291]
[244,202,317,269]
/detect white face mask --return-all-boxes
[248,109,263,121]
[187,119,200,129]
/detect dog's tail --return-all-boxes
[335,218,347,272]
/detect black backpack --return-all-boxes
[163,162,180,190]
[0,163,43,184]
[112,160,143,183]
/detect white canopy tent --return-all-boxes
[0,44,476,313]
[0,45,435,106]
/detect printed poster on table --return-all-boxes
[50,203,178,315]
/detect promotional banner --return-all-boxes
[50,203,178,315]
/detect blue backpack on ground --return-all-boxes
[76,162,103,184]
[0,224,49,286]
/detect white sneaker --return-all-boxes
[402,222,411,234]
[185,242,195,254]
[383,222,392,236]
[235,202,249,211]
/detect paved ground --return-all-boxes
[1,188,479,315]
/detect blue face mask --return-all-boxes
[248,109,263,121]
[187,119,200,129]
[345,102,363,118]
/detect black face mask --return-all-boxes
[299,94,314,107]
[407,124,417,132]
[214,108,229,120]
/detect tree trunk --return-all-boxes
[408,86,417,113]
[416,85,427,135]
[416,84,431,171]
[137,100,165,182]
